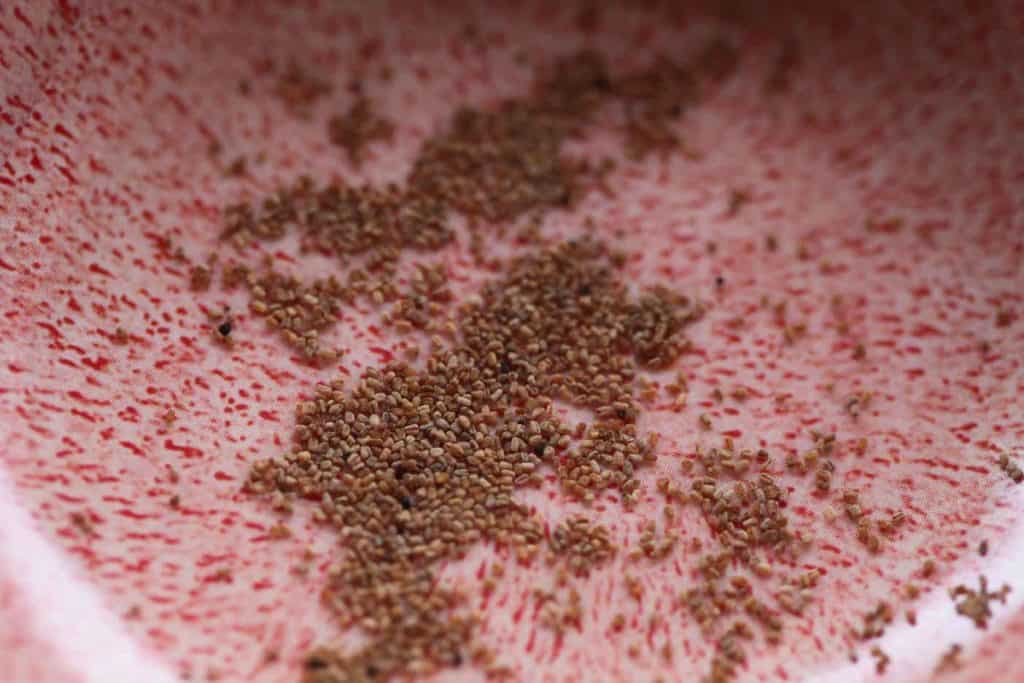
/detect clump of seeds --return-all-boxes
[998,451,1022,483]
[549,515,617,577]
[275,61,332,114]
[204,33,1024,683]
[328,96,395,167]
[246,239,697,680]
[221,44,740,361]
[950,576,1011,629]
[214,37,968,683]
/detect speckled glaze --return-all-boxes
[1,1,1022,682]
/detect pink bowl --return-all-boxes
[1,1,1022,681]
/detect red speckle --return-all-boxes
[54,492,86,505]
[13,7,33,29]
[197,554,232,568]
[116,508,154,520]
[164,439,204,459]
[57,0,81,24]
[120,441,145,457]
[81,356,112,371]
[524,628,536,653]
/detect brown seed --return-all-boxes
[934,643,963,674]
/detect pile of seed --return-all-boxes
[405,51,611,223]
[220,46,735,359]
[997,451,1022,483]
[224,35,1009,683]
[224,41,749,681]
[689,473,793,565]
[549,515,617,577]
[237,268,347,362]
[680,468,799,683]
[274,61,332,114]
[224,50,623,255]
[618,39,736,160]
[245,239,697,680]
[951,576,1011,629]
[328,97,395,167]
[221,179,451,258]
[617,56,699,160]
[537,587,585,636]
[385,263,452,334]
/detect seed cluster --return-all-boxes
[856,601,894,640]
[549,515,617,577]
[274,61,332,114]
[221,45,735,359]
[218,40,795,683]
[674,426,909,680]
[385,263,452,334]
[244,269,347,362]
[222,179,451,257]
[246,240,696,681]
[680,450,805,682]
[221,53,612,356]
[617,57,698,160]
[997,451,1022,483]
[189,263,212,291]
[628,519,677,561]
[328,97,395,167]
[950,576,1010,629]
[207,34,1021,683]
[869,646,891,674]
[690,473,794,564]
[220,181,451,357]
[537,587,585,636]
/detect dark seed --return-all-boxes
[304,656,328,671]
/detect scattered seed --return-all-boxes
[950,576,1010,629]
[934,644,963,675]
